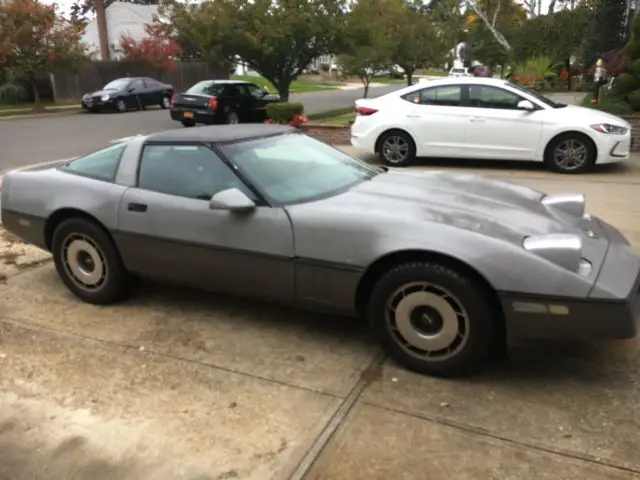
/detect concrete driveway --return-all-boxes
[1,155,639,480]
[0,84,402,171]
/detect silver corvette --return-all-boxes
[2,125,639,377]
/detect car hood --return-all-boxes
[83,89,120,99]
[557,105,630,127]
[311,170,584,245]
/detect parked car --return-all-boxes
[448,67,470,77]
[351,77,632,173]
[2,125,639,377]
[81,77,174,113]
[170,80,281,127]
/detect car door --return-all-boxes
[126,78,148,108]
[223,84,252,121]
[461,84,543,160]
[399,84,469,157]
[143,78,163,105]
[116,143,295,303]
[241,83,269,121]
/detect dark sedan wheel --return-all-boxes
[378,131,416,167]
[545,133,596,174]
[367,262,497,377]
[52,218,131,305]
[226,109,240,124]
[161,95,171,109]
[116,99,127,113]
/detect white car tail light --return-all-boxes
[356,106,378,116]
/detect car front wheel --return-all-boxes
[116,99,127,113]
[51,218,131,305]
[544,133,596,174]
[378,131,416,167]
[367,262,497,377]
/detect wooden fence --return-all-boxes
[51,60,229,101]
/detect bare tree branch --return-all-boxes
[465,0,512,50]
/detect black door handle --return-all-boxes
[128,202,148,213]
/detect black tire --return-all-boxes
[181,120,196,127]
[377,130,416,167]
[367,262,497,378]
[225,109,240,124]
[160,94,171,109]
[51,218,131,305]
[544,133,596,174]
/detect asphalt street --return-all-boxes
[0,84,401,171]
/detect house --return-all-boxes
[82,2,160,60]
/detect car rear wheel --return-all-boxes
[181,120,196,127]
[161,95,171,109]
[51,218,131,305]
[544,133,596,174]
[378,131,416,167]
[225,109,240,124]
[367,262,497,377]
[116,99,127,113]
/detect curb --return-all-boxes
[0,109,83,121]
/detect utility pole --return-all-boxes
[95,0,111,60]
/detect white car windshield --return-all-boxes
[103,78,130,91]
[451,69,465,74]
[507,82,566,108]
[220,133,379,204]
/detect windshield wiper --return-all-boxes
[554,103,567,109]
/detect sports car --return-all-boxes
[2,125,639,377]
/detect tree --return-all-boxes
[581,0,627,66]
[430,0,467,68]
[157,0,348,102]
[339,0,399,97]
[390,1,448,86]
[120,35,182,76]
[0,0,87,108]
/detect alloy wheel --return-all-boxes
[117,100,127,113]
[382,135,409,164]
[62,233,108,292]
[553,139,588,171]
[227,111,239,124]
[162,96,171,108]
[385,281,470,362]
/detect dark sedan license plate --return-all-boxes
[183,112,194,119]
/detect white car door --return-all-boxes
[400,84,470,158]
[462,85,543,160]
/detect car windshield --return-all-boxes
[103,78,130,91]
[186,81,224,96]
[507,81,566,108]
[451,68,465,73]
[219,133,379,205]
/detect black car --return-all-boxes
[81,77,174,113]
[170,80,281,127]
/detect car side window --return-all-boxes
[145,78,160,88]
[60,143,125,182]
[137,145,256,201]
[468,85,522,110]
[402,86,462,107]
[225,85,241,97]
[130,79,144,90]
[245,83,264,99]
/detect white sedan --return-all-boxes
[350,77,632,173]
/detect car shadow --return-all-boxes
[126,278,631,385]
[361,154,636,177]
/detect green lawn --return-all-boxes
[230,75,338,93]
[581,92,633,116]
[308,107,355,126]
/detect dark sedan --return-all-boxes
[170,80,281,127]
[81,77,174,113]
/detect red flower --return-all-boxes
[559,69,569,80]
[264,119,274,124]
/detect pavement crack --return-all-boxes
[0,314,344,400]
[288,351,387,480]
[364,401,640,476]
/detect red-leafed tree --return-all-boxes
[0,0,87,108]
[119,34,182,76]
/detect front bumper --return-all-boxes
[501,218,640,341]
[81,97,116,112]
[596,130,632,164]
